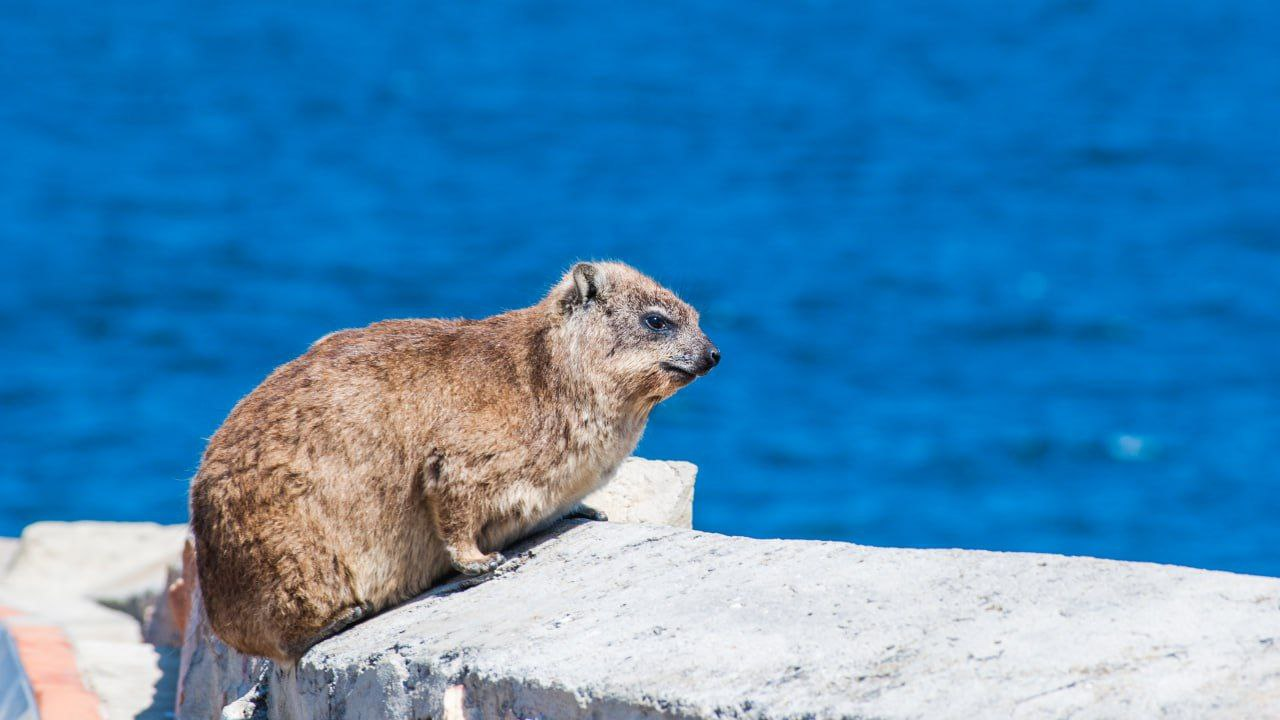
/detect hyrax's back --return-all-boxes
[190,320,456,662]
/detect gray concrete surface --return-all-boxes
[261,521,1280,720]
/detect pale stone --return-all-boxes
[584,457,696,528]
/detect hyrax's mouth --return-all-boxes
[660,362,698,382]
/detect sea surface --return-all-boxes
[2,1,1278,575]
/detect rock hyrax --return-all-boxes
[189,262,719,663]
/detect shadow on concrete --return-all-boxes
[134,645,181,720]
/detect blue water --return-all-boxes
[2,1,1279,576]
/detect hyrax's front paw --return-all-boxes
[565,503,609,522]
[452,551,506,576]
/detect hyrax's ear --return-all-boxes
[569,262,601,306]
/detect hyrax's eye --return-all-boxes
[643,313,671,332]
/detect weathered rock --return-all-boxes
[584,457,696,528]
[253,521,1280,720]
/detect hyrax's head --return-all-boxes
[552,261,719,403]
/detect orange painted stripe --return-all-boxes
[0,605,103,720]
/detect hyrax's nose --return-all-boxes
[702,344,721,373]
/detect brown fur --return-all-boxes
[189,262,717,663]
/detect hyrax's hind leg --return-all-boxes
[425,480,505,576]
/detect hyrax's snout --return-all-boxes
[661,333,719,382]
[694,340,721,376]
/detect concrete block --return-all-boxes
[172,457,1280,718]
[262,521,1280,719]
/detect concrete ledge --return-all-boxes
[0,607,102,720]
[0,524,186,720]
[262,521,1280,719]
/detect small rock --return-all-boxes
[584,457,696,528]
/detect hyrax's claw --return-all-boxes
[454,551,506,576]
[566,504,609,522]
